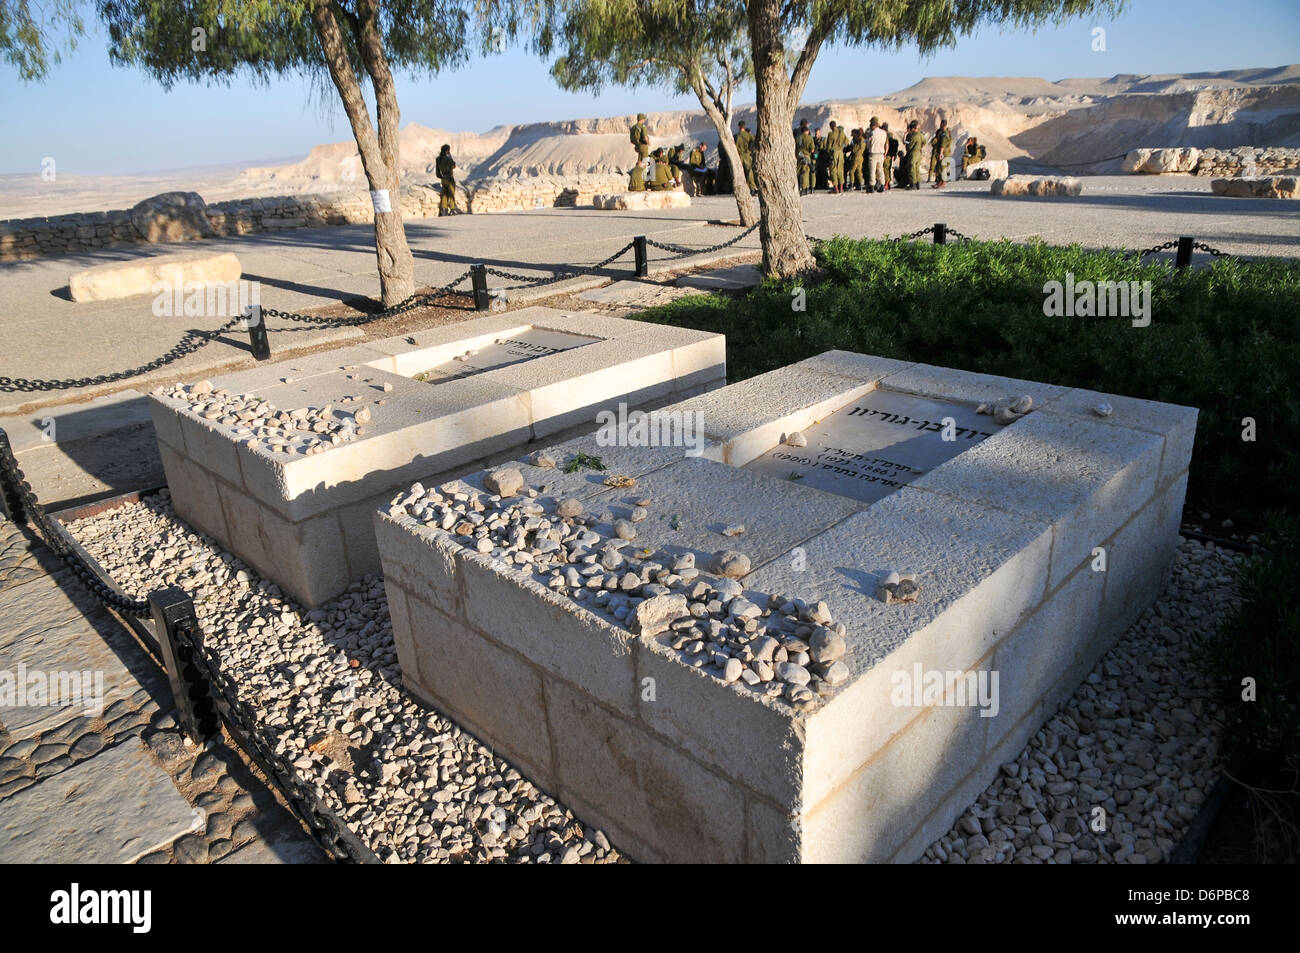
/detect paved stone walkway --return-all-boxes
[0,518,324,863]
[3,175,1295,416]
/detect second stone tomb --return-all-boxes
[149,308,725,606]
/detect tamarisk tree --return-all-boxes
[1,0,85,80]
[97,0,475,306]
[746,0,1121,276]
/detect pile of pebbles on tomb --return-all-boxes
[156,378,379,456]
[389,454,854,712]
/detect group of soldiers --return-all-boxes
[627,111,988,197]
[793,116,957,192]
[627,113,713,193]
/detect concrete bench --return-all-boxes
[69,251,242,303]
[990,175,1083,197]
[592,191,691,210]
[1210,176,1298,199]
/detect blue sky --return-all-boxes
[2,0,1298,176]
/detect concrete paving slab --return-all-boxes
[675,264,762,290]
[0,738,199,862]
[0,570,145,740]
[577,280,707,309]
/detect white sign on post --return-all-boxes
[370,189,393,214]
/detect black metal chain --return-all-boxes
[173,617,379,863]
[262,269,474,326]
[484,240,637,290]
[0,316,244,393]
[895,226,935,242]
[1192,241,1233,259]
[643,223,759,257]
[0,431,152,617]
[1013,150,1132,169]
[944,227,974,243]
[1137,239,1181,259]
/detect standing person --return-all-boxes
[735,120,756,194]
[825,120,849,193]
[866,117,888,193]
[715,138,734,194]
[796,121,816,194]
[630,112,650,163]
[849,128,866,190]
[882,122,899,190]
[930,118,953,189]
[436,144,457,215]
[903,119,926,190]
[813,127,829,190]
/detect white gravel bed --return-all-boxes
[921,535,1242,864]
[69,487,1241,865]
[69,490,622,864]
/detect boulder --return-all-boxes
[69,251,242,303]
[1210,176,1298,199]
[129,191,215,243]
[990,175,1083,197]
[1122,148,1199,174]
[592,191,691,210]
[964,159,1008,181]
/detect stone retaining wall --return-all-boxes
[1193,147,1300,177]
[0,173,630,262]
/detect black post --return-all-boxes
[149,587,219,743]
[244,305,270,361]
[933,223,947,245]
[471,264,490,312]
[1175,236,1194,270]
[0,429,26,525]
[634,235,648,278]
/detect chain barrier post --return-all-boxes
[634,235,648,278]
[244,305,271,361]
[471,264,490,312]
[933,223,947,245]
[1175,237,1194,270]
[149,587,219,743]
[0,429,25,525]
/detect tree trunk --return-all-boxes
[310,0,414,308]
[747,0,814,277]
[687,68,759,227]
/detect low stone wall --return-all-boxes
[465,173,628,214]
[0,173,629,262]
[1194,147,1300,177]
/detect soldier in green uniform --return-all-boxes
[628,159,647,192]
[813,127,829,190]
[930,118,953,189]
[796,121,815,193]
[669,143,686,186]
[436,144,457,215]
[849,128,866,190]
[825,120,849,193]
[734,120,756,193]
[961,136,987,178]
[630,113,650,162]
[903,120,926,190]
[647,148,675,191]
